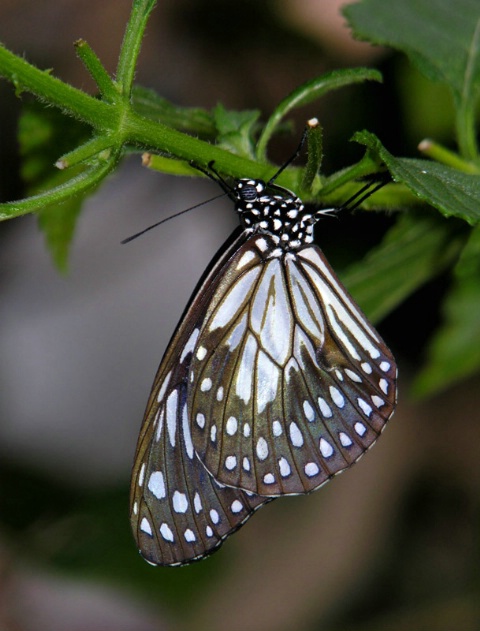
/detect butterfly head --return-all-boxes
[233,178,316,250]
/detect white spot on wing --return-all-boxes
[172,491,189,514]
[256,437,269,460]
[194,492,202,513]
[380,361,391,372]
[372,395,385,408]
[318,397,333,418]
[184,529,196,542]
[196,413,205,429]
[243,423,251,437]
[361,362,372,374]
[330,386,345,408]
[182,403,194,459]
[339,432,353,447]
[210,509,220,524]
[289,422,304,447]
[225,455,237,470]
[379,378,389,394]
[358,398,373,417]
[345,368,362,383]
[196,345,207,361]
[226,416,238,435]
[148,471,166,499]
[273,420,282,436]
[243,456,251,471]
[166,389,178,447]
[138,463,146,487]
[231,500,243,513]
[319,438,334,458]
[160,523,174,542]
[263,473,275,484]
[354,422,367,436]
[255,237,268,252]
[303,400,315,421]
[279,457,291,477]
[305,462,320,477]
[140,518,152,536]
[206,526,214,537]
[201,377,212,392]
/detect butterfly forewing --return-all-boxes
[130,233,270,566]
[189,235,397,496]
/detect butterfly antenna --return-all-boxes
[121,192,227,244]
[340,175,389,213]
[189,160,237,200]
[312,175,389,224]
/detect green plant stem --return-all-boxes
[123,111,280,181]
[0,45,114,128]
[418,138,480,173]
[455,102,479,162]
[116,0,157,96]
[0,38,287,184]
[0,159,117,220]
[56,136,118,169]
[256,68,382,161]
[75,40,118,102]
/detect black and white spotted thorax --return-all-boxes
[234,179,316,251]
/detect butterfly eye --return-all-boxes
[237,182,259,202]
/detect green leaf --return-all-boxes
[257,68,382,161]
[413,224,480,396]
[18,103,89,186]
[341,211,468,324]
[354,131,480,225]
[14,104,112,270]
[344,0,480,96]
[344,0,480,158]
[131,86,216,137]
[213,104,261,158]
[37,194,84,273]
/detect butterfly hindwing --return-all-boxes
[189,235,397,496]
[130,233,270,566]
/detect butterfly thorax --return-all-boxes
[234,178,315,251]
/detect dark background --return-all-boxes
[0,1,478,630]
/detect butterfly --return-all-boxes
[129,132,397,566]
